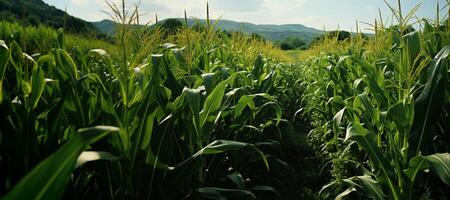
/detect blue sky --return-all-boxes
[43,0,448,31]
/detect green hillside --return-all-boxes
[0,0,323,45]
[0,0,104,37]
[93,18,324,42]
[92,19,117,36]
[191,19,324,42]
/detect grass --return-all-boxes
[0,21,116,54]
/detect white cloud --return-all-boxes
[56,0,312,26]
[297,16,329,28]
[261,0,307,11]
[133,0,309,24]
[44,0,445,31]
[71,0,88,5]
[212,0,264,12]
[64,0,109,21]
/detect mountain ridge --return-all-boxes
[92,18,324,42]
[0,0,104,37]
[0,0,324,43]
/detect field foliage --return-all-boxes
[0,0,449,199]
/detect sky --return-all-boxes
[43,0,448,32]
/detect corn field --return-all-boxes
[0,0,449,199]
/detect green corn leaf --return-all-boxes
[345,123,398,198]
[150,54,163,84]
[333,107,346,132]
[162,56,183,96]
[0,40,9,103]
[356,176,385,200]
[30,67,46,109]
[388,101,414,131]
[404,153,450,187]
[199,73,237,129]
[167,140,269,186]
[403,31,421,70]
[185,87,202,116]
[226,172,246,190]
[202,140,269,170]
[9,42,23,72]
[250,186,279,196]
[326,81,335,97]
[252,93,274,101]
[3,126,119,200]
[9,42,24,96]
[404,155,429,182]
[345,122,368,142]
[75,151,119,168]
[272,102,282,125]
[353,92,380,123]
[0,40,8,73]
[199,81,226,127]
[234,95,255,119]
[184,87,203,139]
[423,153,450,186]
[141,110,157,150]
[336,187,357,200]
[56,49,78,81]
[353,78,365,91]
[353,58,386,106]
[100,92,115,115]
[202,72,217,95]
[89,49,109,57]
[319,180,338,197]
[411,45,450,156]
[259,70,275,92]
[422,20,438,55]
[190,187,256,200]
[57,28,64,49]
[252,54,264,81]
[342,176,385,200]
[234,93,276,120]
[145,148,171,171]
[158,84,172,105]
[201,140,252,154]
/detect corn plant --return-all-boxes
[300,1,450,199]
[0,1,290,199]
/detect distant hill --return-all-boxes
[93,18,324,43]
[199,19,324,42]
[0,0,104,37]
[92,19,142,36]
[0,0,323,43]
[93,19,117,36]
